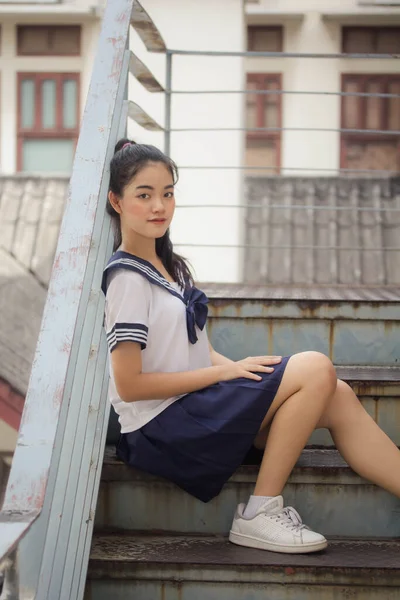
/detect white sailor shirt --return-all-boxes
[102,251,212,433]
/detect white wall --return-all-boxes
[128,0,246,283]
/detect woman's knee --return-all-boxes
[292,351,337,395]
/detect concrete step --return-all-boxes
[86,534,400,600]
[96,447,400,538]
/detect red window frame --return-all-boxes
[246,73,282,172]
[340,73,400,169]
[17,72,80,172]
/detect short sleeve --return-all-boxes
[104,270,150,353]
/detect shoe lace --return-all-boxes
[271,506,307,531]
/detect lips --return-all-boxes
[149,219,166,224]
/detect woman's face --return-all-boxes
[110,161,175,240]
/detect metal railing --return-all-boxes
[1,1,400,598]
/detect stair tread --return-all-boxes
[335,365,400,382]
[102,447,361,482]
[90,533,400,571]
[202,283,400,302]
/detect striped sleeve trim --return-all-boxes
[106,322,148,352]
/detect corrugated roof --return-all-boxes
[0,176,69,393]
[244,177,400,286]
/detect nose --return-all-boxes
[151,196,166,213]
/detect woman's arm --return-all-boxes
[208,341,235,366]
[112,342,227,402]
[111,342,278,403]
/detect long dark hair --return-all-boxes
[107,138,192,287]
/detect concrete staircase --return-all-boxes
[85,287,400,599]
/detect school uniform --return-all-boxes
[102,250,290,502]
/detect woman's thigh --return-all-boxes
[257,351,337,433]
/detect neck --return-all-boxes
[120,229,158,263]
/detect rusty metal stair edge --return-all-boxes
[87,534,400,587]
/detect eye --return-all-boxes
[138,193,150,199]
[165,191,174,198]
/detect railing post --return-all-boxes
[164,51,173,156]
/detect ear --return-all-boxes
[108,191,122,214]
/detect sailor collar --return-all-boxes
[101,251,208,344]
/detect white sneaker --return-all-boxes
[229,496,328,554]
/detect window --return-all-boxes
[341,74,400,171]
[17,73,80,173]
[342,27,400,54]
[17,25,81,56]
[245,74,282,174]
[247,26,283,52]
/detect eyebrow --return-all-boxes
[135,184,174,190]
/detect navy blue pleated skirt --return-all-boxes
[117,355,291,502]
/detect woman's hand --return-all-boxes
[219,356,282,382]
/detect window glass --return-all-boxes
[21,79,35,129]
[343,81,360,129]
[248,27,282,52]
[343,27,400,53]
[245,138,278,176]
[18,25,80,55]
[22,139,75,172]
[52,27,80,54]
[63,79,78,129]
[42,79,57,129]
[18,26,49,54]
[264,79,279,128]
[344,29,374,53]
[246,80,258,129]
[365,81,383,130]
[344,141,399,172]
[377,29,400,54]
[388,81,400,131]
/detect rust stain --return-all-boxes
[25,472,48,511]
[329,321,335,360]
[116,11,129,24]
[384,321,396,334]
[285,566,296,575]
[374,397,379,424]
[268,320,273,354]
[61,338,72,354]
[110,56,124,82]
[297,301,319,318]
[53,384,65,410]
[107,35,125,48]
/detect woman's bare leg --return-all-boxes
[315,379,400,498]
[251,351,337,497]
